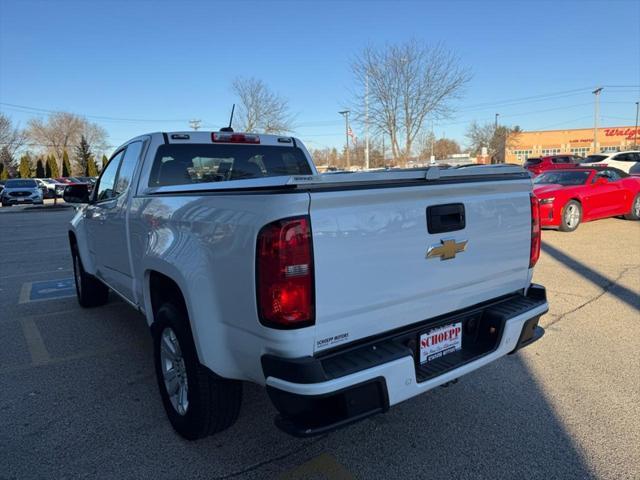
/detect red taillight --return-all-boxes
[212,132,260,144]
[256,216,314,328]
[529,194,541,268]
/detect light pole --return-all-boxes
[189,119,201,131]
[365,74,370,170]
[634,101,639,147]
[339,110,350,169]
[494,113,499,129]
[592,87,603,153]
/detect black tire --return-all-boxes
[153,302,242,440]
[559,200,582,232]
[71,246,109,307]
[623,194,640,220]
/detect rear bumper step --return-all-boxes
[263,284,548,437]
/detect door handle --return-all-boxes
[86,210,106,221]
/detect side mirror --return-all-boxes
[63,184,90,203]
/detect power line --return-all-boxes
[0,102,191,123]
[530,115,593,131]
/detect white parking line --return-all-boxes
[18,283,32,304]
[20,317,51,365]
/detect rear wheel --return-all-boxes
[623,194,640,220]
[72,247,109,307]
[152,302,242,440]
[560,200,582,232]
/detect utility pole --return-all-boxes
[365,74,370,170]
[382,134,386,166]
[430,118,435,165]
[592,87,603,153]
[189,119,201,131]
[494,113,499,129]
[339,110,350,169]
[634,101,639,147]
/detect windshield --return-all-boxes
[524,158,541,165]
[582,155,607,163]
[5,179,37,188]
[533,171,590,186]
[148,144,313,187]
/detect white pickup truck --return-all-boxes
[64,130,548,439]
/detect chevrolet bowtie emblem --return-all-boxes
[426,239,468,261]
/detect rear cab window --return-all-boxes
[148,144,313,187]
[524,158,541,166]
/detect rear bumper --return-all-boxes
[263,284,548,436]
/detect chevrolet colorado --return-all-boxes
[64,131,548,439]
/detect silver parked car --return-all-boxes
[0,179,44,207]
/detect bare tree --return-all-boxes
[465,121,495,156]
[231,77,294,133]
[0,113,26,158]
[466,121,521,163]
[26,112,107,173]
[433,138,461,160]
[351,40,471,165]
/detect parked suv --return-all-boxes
[524,154,583,176]
[0,179,44,206]
[580,150,640,174]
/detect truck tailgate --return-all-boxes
[309,178,533,352]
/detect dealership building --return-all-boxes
[506,125,640,163]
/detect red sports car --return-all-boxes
[533,167,640,231]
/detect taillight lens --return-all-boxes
[212,132,260,143]
[256,216,314,328]
[529,194,541,268]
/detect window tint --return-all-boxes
[524,158,541,165]
[533,171,590,186]
[583,155,608,163]
[613,153,635,162]
[115,141,143,195]
[6,179,37,188]
[552,156,573,164]
[596,169,622,182]
[96,150,124,201]
[148,144,313,187]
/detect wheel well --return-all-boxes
[148,271,187,319]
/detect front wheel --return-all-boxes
[559,200,582,232]
[72,247,109,307]
[623,194,640,220]
[153,302,242,440]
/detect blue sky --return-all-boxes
[1,0,639,154]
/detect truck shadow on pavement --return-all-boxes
[542,243,639,312]
[1,304,596,479]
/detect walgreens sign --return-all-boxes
[604,127,640,140]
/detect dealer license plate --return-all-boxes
[419,322,462,364]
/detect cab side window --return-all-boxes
[114,141,143,196]
[95,150,124,202]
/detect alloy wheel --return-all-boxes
[160,327,189,416]
[564,204,580,228]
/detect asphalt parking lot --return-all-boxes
[1,208,638,480]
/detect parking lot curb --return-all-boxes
[0,204,73,214]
